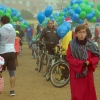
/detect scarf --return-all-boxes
[70,38,100,78]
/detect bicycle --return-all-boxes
[46,46,70,88]
[40,41,55,77]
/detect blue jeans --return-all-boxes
[26,37,32,48]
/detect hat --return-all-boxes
[65,17,72,22]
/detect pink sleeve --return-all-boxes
[66,44,85,73]
[88,53,99,72]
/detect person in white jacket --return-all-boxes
[0,16,16,96]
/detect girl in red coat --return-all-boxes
[66,24,100,100]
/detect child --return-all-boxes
[14,31,20,66]
[0,56,4,94]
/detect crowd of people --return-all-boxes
[0,15,100,100]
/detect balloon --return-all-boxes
[83,0,88,4]
[80,3,86,11]
[88,2,94,8]
[85,5,92,14]
[70,0,83,5]
[66,11,70,16]
[44,6,53,17]
[57,25,69,38]
[75,6,81,14]
[5,13,11,18]
[59,12,64,16]
[97,3,100,11]
[95,9,100,18]
[86,13,93,20]
[78,19,84,24]
[88,16,96,22]
[12,16,18,22]
[63,22,71,31]
[73,14,80,20]
[0,10,4,16]
[10,19,13,23]
[72,4,78,10]
[75,0,83,4]
[79,11,86,19]
[6,8,12,14]
[68,9,75,16]
[91,11,95,17]
[37,12,45,24]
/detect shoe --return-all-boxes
[10,90,15,96]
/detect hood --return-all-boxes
[2,23,14,31]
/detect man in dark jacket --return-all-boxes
[40,20,60,54]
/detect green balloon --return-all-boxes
[58,17,62,21]
[80,3,86,11]
[88,16,96,22]
[83,0,88,4]
[59,12,64,16]
[66,4,70,8]
[66,11,70,16]
[72,4,78,10]
[95,9,100,18]
[12,16,18,22]
[10,19,13,23]
[97,3,100,11]
[5,13,11,18]
[0,10,4,16]
[85,5,92,14]
[79,11,86,19]
[89,2,94,7]
[6,8,12,14]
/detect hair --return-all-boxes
[86,28,92,39]
[48,20,54,24]
[75,24,86,33]
[1,15,10,24]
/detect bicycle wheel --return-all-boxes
[50,61,70,88]
[41,52,49,77]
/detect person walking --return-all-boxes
[66,24,100,100]
[26,25,34,48]
[0,16,16,96]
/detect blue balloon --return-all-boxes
[70,0,82,5]
[76,0,83,4]
[86,13,93,20]
[37,12,45,24]
[63,8,68,12]
[68,9,75,16]
[57,25,69,38]
[19,17,23,22]
[67,6,72,10]
[73,14,80,20]
[91,11,95,17]
[78,19,84,24]
[63,22,71,31]
[75,6,81,14]
[44,6,53,17]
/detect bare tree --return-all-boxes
[56,0,69,11]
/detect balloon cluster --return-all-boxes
[37,0,100,38]
[37,0,100,26]
[67,0,100,23]
[0,4,30,29]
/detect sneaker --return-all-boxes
[10,90,15,96]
